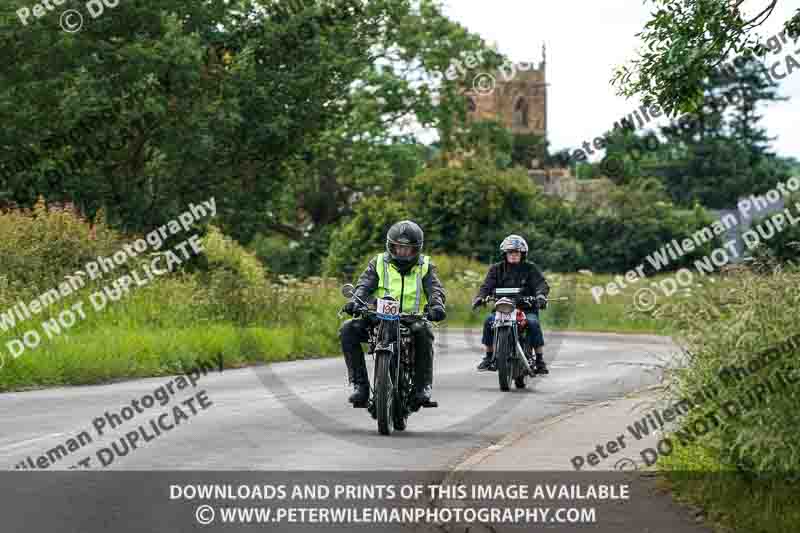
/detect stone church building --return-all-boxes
[460,46,611,204]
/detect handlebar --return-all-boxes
[482,295,541,302]
[479,295,541,305]
[348,306,427,321]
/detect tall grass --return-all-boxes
[636,260,800,533]
[0,202,342,391]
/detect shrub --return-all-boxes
[646,264,800,475]
[0,197,121,295]
[323,197,408,280]
[199,225,271,323]
[250,226,333,278]
[408,160,539,261]
[749,193,800,264]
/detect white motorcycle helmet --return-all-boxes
[499,234,528,261]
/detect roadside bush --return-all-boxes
[750,193,800,264]
[648,263,800,474]
[199,225,271,323]
[408,160,539,261]
[323,197,408,280]
[565,187,716,274]
[250,226,333,278]
[0,197,121,295]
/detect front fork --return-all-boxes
[493,321,533,376]
[371,320,402,402]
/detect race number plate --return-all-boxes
[376,298,400,317]
[494,311,514,321]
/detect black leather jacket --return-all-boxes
[352,253,446,311]
[475,260,549,311]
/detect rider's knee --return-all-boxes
[338,319,354,338]
[411,320,434,341]
[340,318,367,342]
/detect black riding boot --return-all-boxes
[534,352,549,375]
[344,350,370,406]
[340,318,371,406]
[478,352,494,371]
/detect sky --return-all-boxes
[440,0,800,162]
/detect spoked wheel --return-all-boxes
[496,329,512,391]
[393,368,409,431]
[374,351,394,435]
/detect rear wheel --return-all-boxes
[375,351,394,435]
[496,329,512,391]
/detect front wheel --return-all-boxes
[393,364,410,431]
[496,328,512,391]
[374,351,394,435]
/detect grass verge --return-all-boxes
[658,442,800,533]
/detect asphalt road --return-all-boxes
[0,328,676,472]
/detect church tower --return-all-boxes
[464,43,548,139]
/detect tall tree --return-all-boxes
[612,0,800,116]
[651,54,788,207]
[1,0,502,244]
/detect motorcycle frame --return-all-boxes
[491,298,533,377]
[368,315,416,413]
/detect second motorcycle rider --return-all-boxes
[472,234,550,375]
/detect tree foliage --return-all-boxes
[612,0,800,116]
[603,52,791,208]
[323,160,717,277]
[1,0,502,246]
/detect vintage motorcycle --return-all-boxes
[340,284,437,436]
[477,288,543,391]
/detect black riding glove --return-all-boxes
[343,301,358,316]
[535,294,548,310]
[519,296,535,310]
[427,306,447,322]
[471,296,483,310]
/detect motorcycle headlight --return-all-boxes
[495,300,515,314]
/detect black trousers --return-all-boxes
[339,318,434,391]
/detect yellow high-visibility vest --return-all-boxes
[374,253,430,313]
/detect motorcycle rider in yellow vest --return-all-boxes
[340,220,447,407]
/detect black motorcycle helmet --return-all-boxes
[386,220,424,270]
